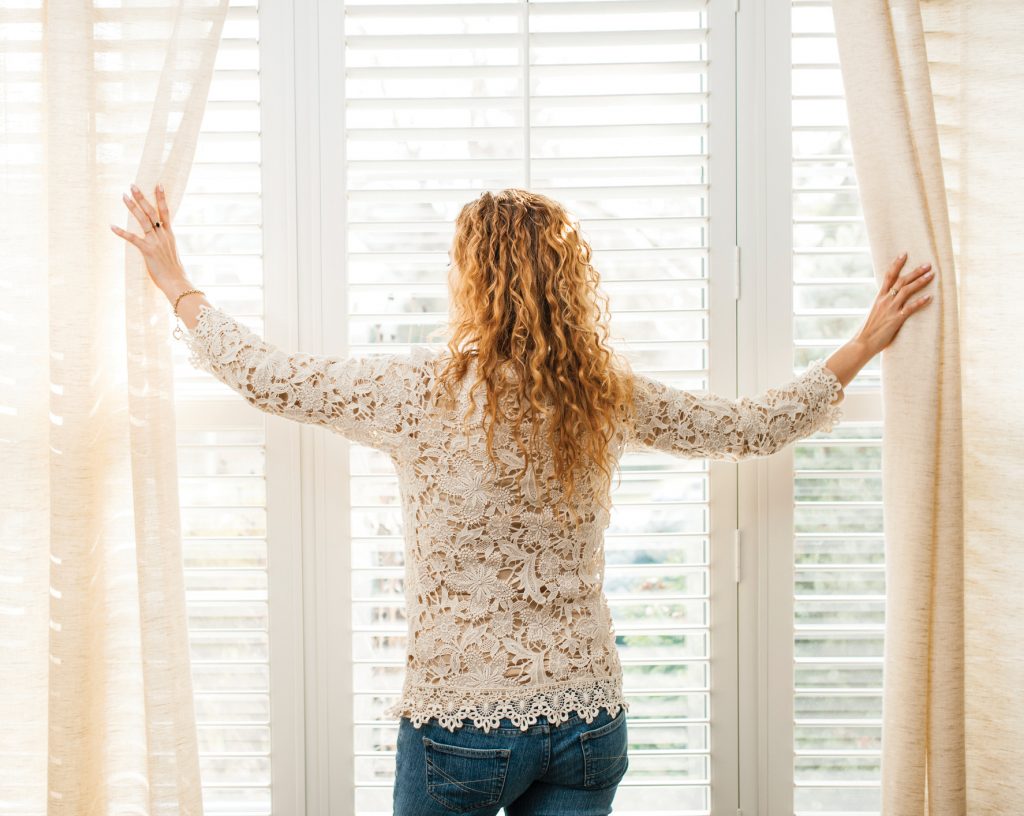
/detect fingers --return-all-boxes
[110,223,145,250]
[122,190,153,232]
[112,183,171,251]
[882,252,908,290]
[895,263,934,306]
[155,183,171,224]
[900,293,934,317]
[896,264,936,318]
[897,261,932,287]
[130,181,159,224]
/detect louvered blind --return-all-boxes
[172,2,273,814]
[791,0,877,386]
[791,2,884,813]
[342,1,718,813]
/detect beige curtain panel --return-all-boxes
[0,1,229,813]
[832,1,1023,814]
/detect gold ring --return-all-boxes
[889,286,900,297]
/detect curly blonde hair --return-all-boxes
[431,188,637,529]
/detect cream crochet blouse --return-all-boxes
[181,303,846,733]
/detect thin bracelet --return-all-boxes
[173,287,205,317]
[171,288,206,340]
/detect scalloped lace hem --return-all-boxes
[384,676,630,733]
[179,302,219,372]
[806,358,845,433]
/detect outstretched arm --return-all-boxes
[109,183,430,452]
[624,358,846,461]
[176,300,430,453]
[624,249,938,460]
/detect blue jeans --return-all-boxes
[393,707,629,815]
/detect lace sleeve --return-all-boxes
[624,359,845,461]
[179,303,431,452]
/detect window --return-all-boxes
[170,1,887,814]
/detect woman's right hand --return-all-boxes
[854,251,935,356]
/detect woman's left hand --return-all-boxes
[854,252,935,357]
[110,183,186,292]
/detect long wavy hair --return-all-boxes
[430,188,637,529]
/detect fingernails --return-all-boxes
[157,183,164,193]
[130,183,139,192]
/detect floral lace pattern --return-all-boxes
[625,360,845,460]
[181,303,845,733]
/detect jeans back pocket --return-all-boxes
[578,709,629,790]
[423,736,511,812]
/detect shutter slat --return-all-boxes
[344,0,707,17]
[347,183,707,201]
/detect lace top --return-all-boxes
[180,303,845,733]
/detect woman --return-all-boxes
[112,184,933,815]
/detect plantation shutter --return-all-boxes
[341,1,736,814]
[172,2,275,813]
[789,2,885,813]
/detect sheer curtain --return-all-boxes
[0,2,229,813]
[832,1,1023,813]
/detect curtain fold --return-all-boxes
[832,1,1024,813]
[0,1,229,813]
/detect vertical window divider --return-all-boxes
[747,0,800,813]
[735,0,795,813]
[307,1,356,814]
[763,0,799,801]
[708,1,741,814]
[260,1,308,813]
[520,0,531,188]
[283,0,354,813]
